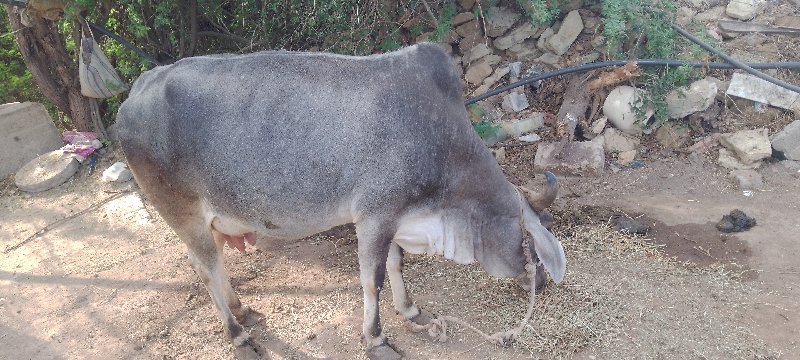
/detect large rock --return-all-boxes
[771,120,800,160]
[501,92,529,113]
[695,5,727,23]
[720,128,772,165]
[655,123,691,149]
[718,148,760,170]
[483,65,511,83]
[455,20,481,39]
[726,0,759,20]
[600,127,640,153]
[665,78,718,118]
[493,22,537,50]
[465,62,493,85]
[534,140,605,176]
[545,10,583,55]
[536,27,555,51]
[458,0,475,11]
[534,53,561,65]
[452,12,475,26]
[1,102,64,179]
[481,54,502,67]
[14,150,80,192]
[603,86,652,135]
[458,33,484,54]
[507,39,541,61]
[729,169,763,190]
[485,7,520,37]
[463,43,493,63]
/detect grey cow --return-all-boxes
[116,43,566,359]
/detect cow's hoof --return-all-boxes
[235,305,265,327]
[408,308,435,326]
[365,343,402,360]
[233,337,268,360]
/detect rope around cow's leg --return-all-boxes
[406,236,539,348]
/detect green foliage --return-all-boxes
[429,2,457,43]
[0,7,43,104]
[518,0,561,27]
[467,104,499,140]
[599,0,707,124]
[637,64,693,126]
[601,0,681,59]
[379,31,403,52]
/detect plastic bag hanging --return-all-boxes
[78,29,128,98]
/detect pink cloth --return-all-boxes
[61,131,100,158]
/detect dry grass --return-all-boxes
[389,221,779,359]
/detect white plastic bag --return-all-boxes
[79,30,128,98]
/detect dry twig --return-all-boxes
[3,190,133,254]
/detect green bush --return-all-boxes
[0,7,44,104]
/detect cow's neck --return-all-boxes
[393,208,479,264]
[393,181,519,265]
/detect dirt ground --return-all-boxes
[1,144,798,360]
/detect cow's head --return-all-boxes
[476,172,565,289]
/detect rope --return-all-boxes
[407,240,538,347]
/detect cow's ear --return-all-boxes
[521,202,566,284]
[517,172,558,213]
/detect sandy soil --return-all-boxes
[1,147,798,360]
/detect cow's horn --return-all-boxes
[518,172,558,212]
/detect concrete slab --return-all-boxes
[534,140,605,176]
[0,102,64,179]
[726,73,800,112]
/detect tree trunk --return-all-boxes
[5,5,93,131]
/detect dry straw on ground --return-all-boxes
[392,219,778,359]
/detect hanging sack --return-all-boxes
[79,28,128,98]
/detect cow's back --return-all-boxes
[117,43,494,234]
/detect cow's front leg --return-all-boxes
[356,221,401,360]
[386,242,434,326]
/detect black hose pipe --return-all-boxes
[465,59,800,105]
[671,24,800,94]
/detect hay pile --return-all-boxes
[395,220,778,359]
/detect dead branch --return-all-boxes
[586,61,642,92]
[3,190,133,254]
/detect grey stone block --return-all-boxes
[0,102,64,179]
[772,120,800,161]
[534,141,605,177]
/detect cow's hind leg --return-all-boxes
[355,220,401,360]
[125,151,264,358]
[386,242,434,326]
[183,225,266,360]
[209,229,264,326]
